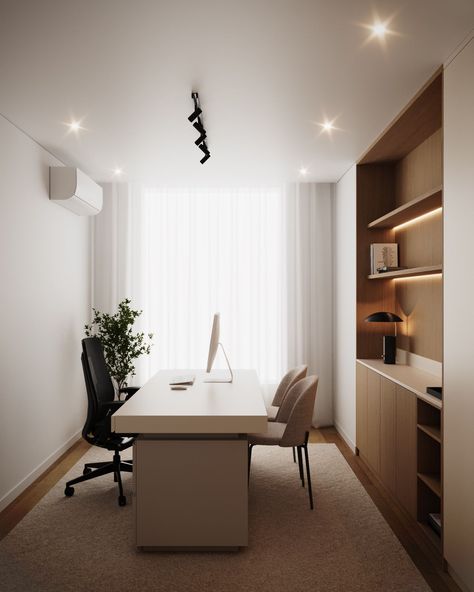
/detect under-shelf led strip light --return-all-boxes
[393,207,443,231]
[188,92,210,164]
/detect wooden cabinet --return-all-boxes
[395,385,417,518]
[380,378,396,494]
[356,362,433,521]
[366,370,381,474]
[356,363,368,459]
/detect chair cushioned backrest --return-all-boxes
[82,337,115,405]
[280,376,319,447]
[271,365,308,407]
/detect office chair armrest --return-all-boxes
[119,386,140,401]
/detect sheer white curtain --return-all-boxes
[93,182,333,426]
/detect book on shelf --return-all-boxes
[370,243,398,274]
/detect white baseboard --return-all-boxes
[0,430,82,513]
[334,421,356,453]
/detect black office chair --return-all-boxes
[64,337,139,506]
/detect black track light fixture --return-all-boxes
[187,106,202,122]
[195,132,207,145]
[193,121,205,134]
[188,91,211,164]
[198,142,209,156]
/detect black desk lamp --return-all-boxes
[364,311,403,364]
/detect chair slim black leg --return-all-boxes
[66,463,115,487]
[119,462,133,473]
[248,444,253,481]
[297,446,305,488]
[303,444,314,510]
[115,467,124,499]
[292,447,296,463]
[84,462,109,469]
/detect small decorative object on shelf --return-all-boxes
[370,243,398,274]
[364,311,403,364]
[376,265,406,273]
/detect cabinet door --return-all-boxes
[380,377,396,494]
[356,363,368,458]
[366,369,381,474]
[395,385,417,518]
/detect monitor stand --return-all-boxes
[203,343,234,383]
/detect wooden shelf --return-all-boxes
[368,186,442,229]
[368,264,442,280]
[417,424,441,444]
[418,473,442,497]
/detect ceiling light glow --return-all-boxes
[113,168,123,176]
[68,120,82,132]
[322,121,334,132]
[372,22,388,38]
[299,167,308,176]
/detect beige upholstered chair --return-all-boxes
[267,365,308,422]
[249,375,319,509]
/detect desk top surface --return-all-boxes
[112,369,268,434]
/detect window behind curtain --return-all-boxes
[141,187,285,382]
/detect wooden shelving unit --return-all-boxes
[417,423,441,443]
[418,472,442,497]
[417,398,442,548]
[368,265,442,280]
[356,70,444,558]
[368,186,442,229]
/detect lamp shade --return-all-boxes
[364,311,403,323]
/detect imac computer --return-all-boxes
[204,313,233,383]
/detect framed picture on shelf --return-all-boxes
[370,243,398,274]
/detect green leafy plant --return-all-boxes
[85,298,153,393]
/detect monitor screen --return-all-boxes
[206,313,220,373]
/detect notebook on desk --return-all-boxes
[169,374,195,386]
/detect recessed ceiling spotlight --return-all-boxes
[113,167,123,176]
[322,121,334,132]
[68,120,82,132]
[371,21,388,38]
[361,14,398,45]
[299,167,308,176]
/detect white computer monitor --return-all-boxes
[206,313,220,373]
[204,313,233,383]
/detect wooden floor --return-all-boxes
[0,428,461,592]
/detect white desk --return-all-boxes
[112,369,267,550]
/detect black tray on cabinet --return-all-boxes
[426,386,442,400]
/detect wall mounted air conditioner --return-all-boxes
[49,167,103,215]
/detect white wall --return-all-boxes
[0,115,90,511]
[443,36,474,592]
[333,165,357,450]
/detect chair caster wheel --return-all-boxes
[118,495,127,507]
[83,467,92,475]
[64,486,75,497]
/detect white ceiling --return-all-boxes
[0,0,473,186]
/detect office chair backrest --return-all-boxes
[271,365,308,408]
[81,337,116,443]
[82,337,115,405]
[279,376,319,447]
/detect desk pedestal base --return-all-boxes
[134,435,248,549]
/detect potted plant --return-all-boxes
[85,298,153,394]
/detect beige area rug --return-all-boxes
[0,444,431,592]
